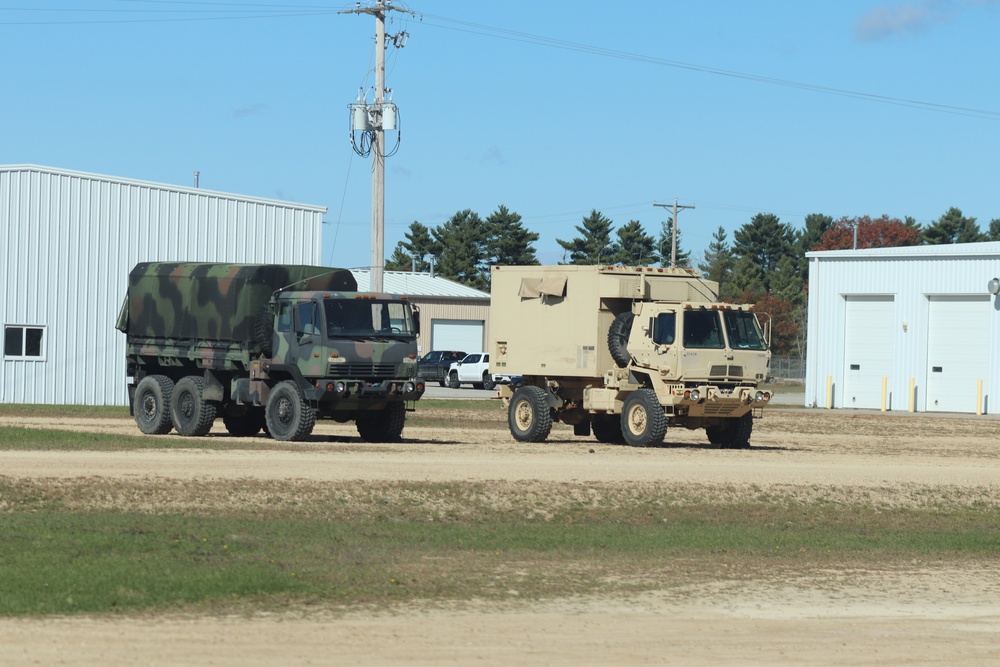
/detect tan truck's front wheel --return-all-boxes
[620,388,667,447]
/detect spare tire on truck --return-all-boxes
[607,311,634,368]
[254,304,275,357]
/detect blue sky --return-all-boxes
[3,1,999,268]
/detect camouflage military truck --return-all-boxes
[490,265,772,448]
[116,262,424,442]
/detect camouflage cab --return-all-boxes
[117,262,424,442]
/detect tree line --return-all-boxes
[387,205,1000,355]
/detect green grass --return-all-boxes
[0,478,997,616]
[0,427,250,451]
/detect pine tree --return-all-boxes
[656,219,692,268]
[730,213,797,294]
[903,216,925,243]
[385,221,437,271]
[433,209,489,290]
[697,226,734,297]
[485,205,539,267]
[555,209,617,264]
[612,220,657,266]
[988,219,1000,242]
[924,207,984,244]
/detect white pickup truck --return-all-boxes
[447,353,497,389]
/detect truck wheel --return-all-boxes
[171,376,217,437]
[134,374,175,435]
[253,304,275,357]
[222,405,265,437]
[508,385,552,443]
[448,371,461,389]
[620,388,667,447]
[482,372,496,391]
[724,413,753,449]
[607,311,634,368]
[265,381,316,441]
[705,425,725,446]
[592,414,626,444]
[356,402,406,442]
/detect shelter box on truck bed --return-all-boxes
[489,265,721,379]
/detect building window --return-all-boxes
[4,325,45,360]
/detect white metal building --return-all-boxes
[805,242,1000,414]
[351,269,491,355]
[1,165,326,406]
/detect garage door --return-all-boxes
[842,296,894,409]
[926,296,990,413]
[431,320,485,354]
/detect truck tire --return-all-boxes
[607,311,634,368]
[134,374,175,435]
[222,405,265,437]
[482,372,496,391]
[265,380,316,441]
[592,414,626,444]
[448,371,461,389]
[171,376,217,437]
[508,385,553,443]
[254,304,275,357]
[620,388,667,447]
[724,412,753,449]
[356,401,406,442]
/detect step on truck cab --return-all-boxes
[117,262,424,441]
[489,264,772,448]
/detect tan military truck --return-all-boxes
[490,265,772,447]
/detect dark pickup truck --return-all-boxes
[417,350,467,386]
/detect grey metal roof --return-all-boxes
[0,164,326,212]
[350,270,490,299]
[807,241,1000,260]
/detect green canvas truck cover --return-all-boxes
[117,262,357,344]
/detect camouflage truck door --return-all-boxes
[286,300,325,378]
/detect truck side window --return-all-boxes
[652,312,676,345]
[683,311,724,349]
[276,303,291,333]
[295,302,319,336]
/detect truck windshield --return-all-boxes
[683,310,725,349]
[324,299,416,337]
[722,310,768,350]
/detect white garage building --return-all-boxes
[1,165,326,406]
[805,243,1000,414]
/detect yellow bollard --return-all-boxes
[826,375,833,409]
[977,379,983,416]
[908,378,915,412]
[881,376,888,412]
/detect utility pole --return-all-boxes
[343,1,411,292]
[653,199,695,268]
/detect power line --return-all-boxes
[415,12,1000,121]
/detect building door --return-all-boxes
[431,320,484,354]
[842,296,894,409]
[926,296,990,413]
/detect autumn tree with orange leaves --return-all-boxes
[814,215,921,251]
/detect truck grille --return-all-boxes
[709,365,744,377]
[327,362,398,379]
[703,403,740,416]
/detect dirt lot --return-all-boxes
[1,408,999,666]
